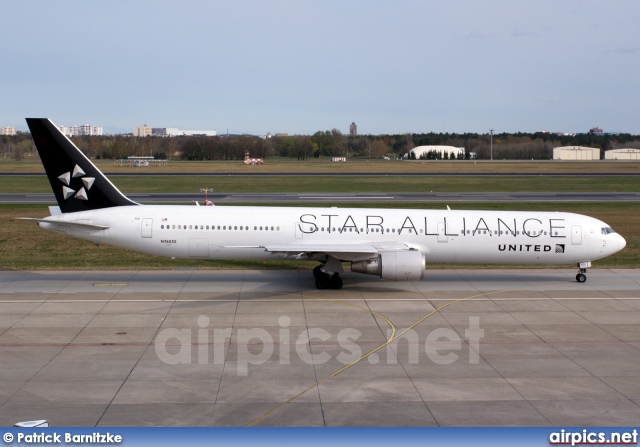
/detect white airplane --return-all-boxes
[20,118,626,289]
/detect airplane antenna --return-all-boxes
[446,205,451,210]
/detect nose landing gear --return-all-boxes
[575,262,591,283]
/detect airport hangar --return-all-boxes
[605,148,640,160]
[405,145,465,159]
[552,146,601,160]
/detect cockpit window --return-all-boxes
[601,227,616,235]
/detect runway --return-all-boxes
[4,192,640,204]
[2,268,640,427]
[2,172,640,177]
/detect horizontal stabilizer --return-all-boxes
[16,217,110,230]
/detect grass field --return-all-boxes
[3,156,640,174]
[1,175,639,194]
[3,202,637,270]
[2,157,638,271]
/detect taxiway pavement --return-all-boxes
[1,268,640,426]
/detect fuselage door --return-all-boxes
[571,225,582,245]
[141,218,153,238]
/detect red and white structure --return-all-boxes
[244,150,263,165]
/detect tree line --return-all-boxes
[2,130,639,161]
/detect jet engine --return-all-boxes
[351,250,425,281]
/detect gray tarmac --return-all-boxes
[1,268,640,427]
[4,192,640,204]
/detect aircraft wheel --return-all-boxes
[576,273,587,283]
[313,265,324,279]
[315,275,330,290]
[329,274,343,290]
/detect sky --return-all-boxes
[2,1,639,135]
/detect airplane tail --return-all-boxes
[26,118,139,213]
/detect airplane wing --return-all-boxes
[16,218,110,231]
[224,242,412,262]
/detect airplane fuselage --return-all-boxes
[22,117,628,288]
[37,205,625,266]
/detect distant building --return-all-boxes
[59,125,103,137]
[405,145,464,160]
[589,127,604,135]
[79,125,102,136]
[605,149,640,160]
[350,122,357,137]
[179,129,216,137]
[553,146,600,160]
[0,126,17,136]
[151,127,179,137]
[134,125,152,137]
[148,127,216,137]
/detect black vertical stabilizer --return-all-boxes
[26,118,139,213]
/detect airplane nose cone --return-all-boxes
[619,235,627,251]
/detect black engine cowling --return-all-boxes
[351,251,425,281]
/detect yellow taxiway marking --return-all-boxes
[246,296,397,426]
[246,289,512,427]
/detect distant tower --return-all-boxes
[350,122,357,137]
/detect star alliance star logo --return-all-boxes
[58,164,95,201]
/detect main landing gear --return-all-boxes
[313,265,343,290]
